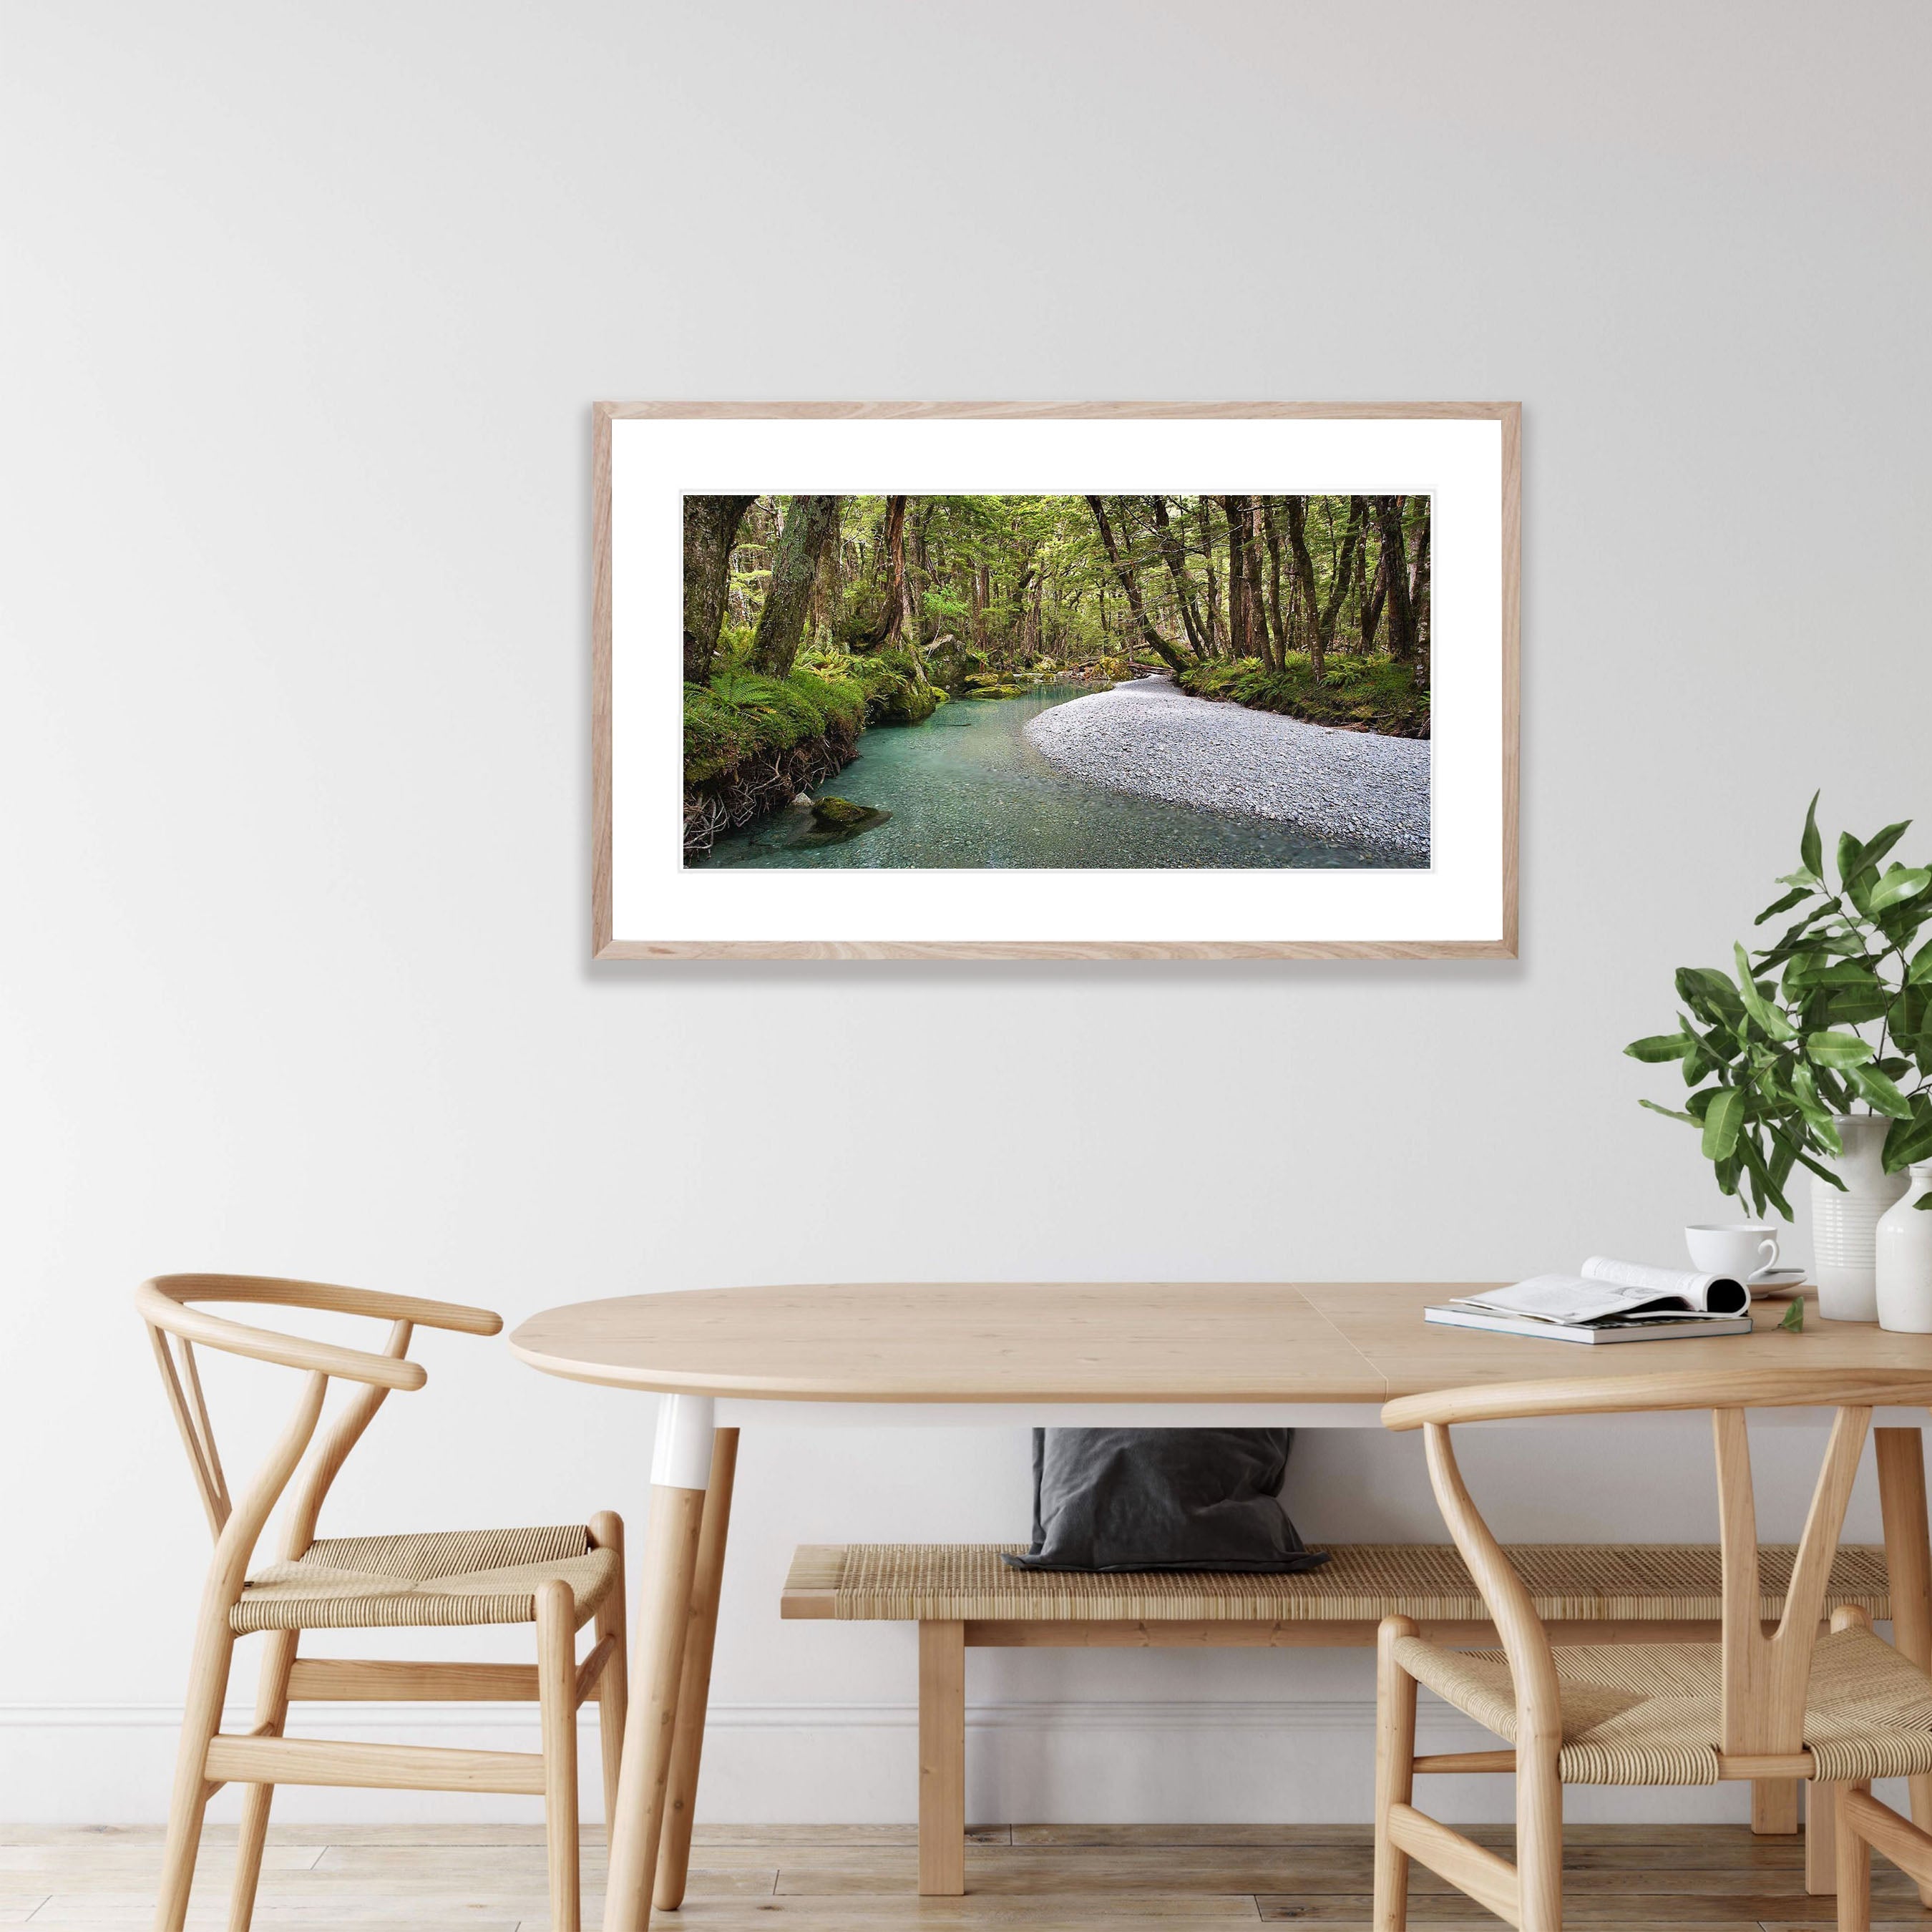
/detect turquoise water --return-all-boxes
[695,685,1407,870]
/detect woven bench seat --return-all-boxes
[781,1541,1892,1629]
[784,1538,1895,1897]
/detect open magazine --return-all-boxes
[1425,1257,1754,1345]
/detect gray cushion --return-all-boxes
[1002,1428,1330,1574]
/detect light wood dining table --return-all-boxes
[508,1281,1932,1932]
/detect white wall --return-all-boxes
[5,0,1931,1826]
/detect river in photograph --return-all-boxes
[694,686,1411,869]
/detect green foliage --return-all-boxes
[714,620,757,667]
[1625,794,1932,1219]
[922,585,970,628]
[1178,655,1430,741]
[844,648,940,724]
[683,666,867,786]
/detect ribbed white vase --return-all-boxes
[1813,1113,1911,1321]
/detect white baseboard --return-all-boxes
[0,1698,1787,1828]
[0,1694,1483,1735]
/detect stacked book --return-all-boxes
[1426,1257,1755,1345]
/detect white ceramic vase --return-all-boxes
[1813,1113,1911,1321]
[1876,1162,1932,1333]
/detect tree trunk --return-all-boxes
[1012,554,1038,656]
[1261,498,1287,663]
[853,496,915,653]
[682,494,756,685]
[1329,498,1367,664]
[1282,497,1317,672]
[1200,495,1222,653]
[1086,495,1191,674]
[1146,497,1207,656]
[908,501,935,646]
[1359,499,1392,656]
[1406,498,1431,687]
[1219,498,1250,657]
[1248,497,1279,670]
[1284,495,1365,682]
[1277,509,1302,656]
[1221,496,1274,666]
[749,495,841,678]
[1375,495,1416,665]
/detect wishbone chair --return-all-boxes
[137,1274,628,1932]
[1372,1365,1932,1932]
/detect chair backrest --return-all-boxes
[1382,1367,1932,1759]
[137,1274,502,1601]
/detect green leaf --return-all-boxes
[1767,1118,1845,1189]
[1838,830,1864,890]
[1814,1065,1853,1113]
[1769,1132,1797,1194]
[1858,821,1913,875]
[1782,950,1825,1003]
[1870,865,1932,912]
[1702,1086,1745,1161]
[1755,885,1813,926]
[1733,943,1795,1040]
[1883,1106,1932,1171]
[1683,1029,1726,1083]
[1801,791,1823,878]
[1807,1030,1876,1068]
[1738,1133,1793,1220]
[1626,1033,1696,1063]
[1847,1061,1913,1118]
[1913,1018,1932,1080]
[1790,960,1885,990]
[1639,1098,1698,1126]
[1909,937,1932,986]
[1677,967,1747,1031]
[1780,1297,1805,1332]
[1828,989,1894,1027]
[1790,1063,1838,1140]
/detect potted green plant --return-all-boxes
[1626,794,1932,1318]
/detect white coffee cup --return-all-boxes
[1686,1223,1781,1282]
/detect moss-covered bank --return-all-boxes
[682,650,943,859]
[1178,655,1429,740]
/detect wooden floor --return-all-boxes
[7,1820,1932,1930]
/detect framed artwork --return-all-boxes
[593,402,1518,960]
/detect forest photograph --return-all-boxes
[681,492,1432,871]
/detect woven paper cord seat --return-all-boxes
[232,1524,620,1634]
[1394,1624,1932,1787]
[784,1541,1892,1624]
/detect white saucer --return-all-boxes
[1749,1267,1807,1297]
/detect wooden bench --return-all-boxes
[781,1541,1894,1896]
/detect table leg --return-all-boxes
[602,1395,713,1932]
[1876,1426,1932,1905]
[654,1428,740,1911]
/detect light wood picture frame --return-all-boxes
[593,401,1519,960]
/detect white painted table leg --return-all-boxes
[655,1428,739,1911]
[602,1396,713,1932]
